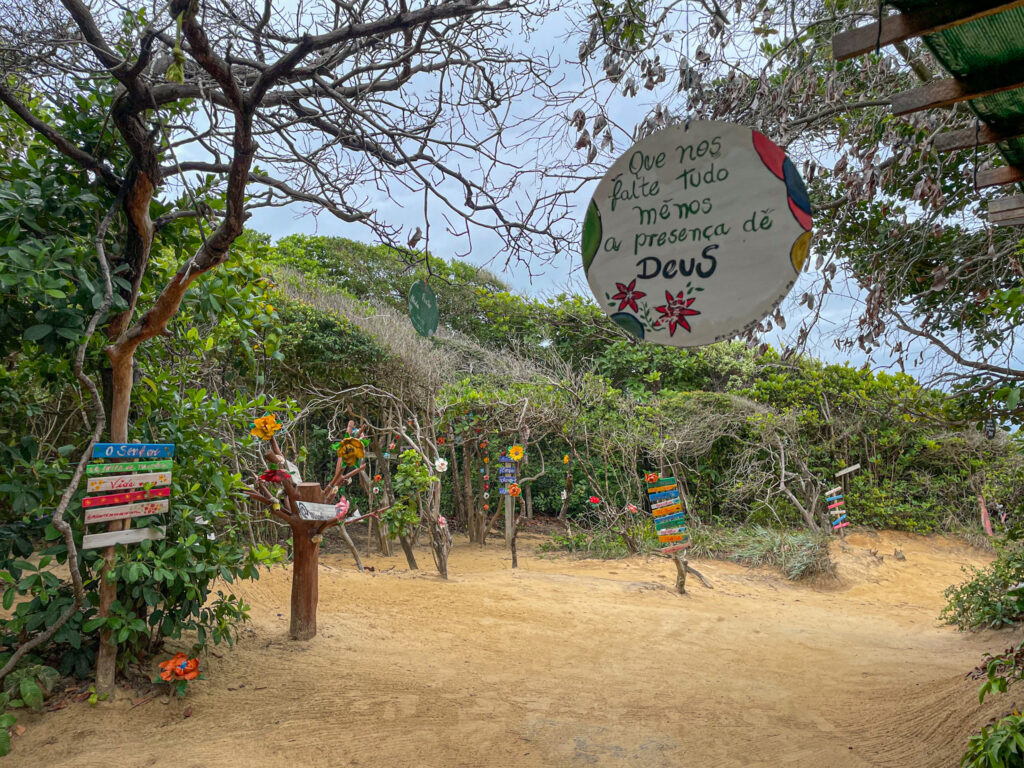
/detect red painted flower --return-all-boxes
[588,496,601,504]
[611,279,646,313]
[653,291,701,335]
[158,653,199,682]
[645,472,659,483]
[373,474,382,483]
[260,469,290,483]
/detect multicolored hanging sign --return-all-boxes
[81,443,173,549]
[497,456,516,495]
[582,121,812,347]
[646,473,690,552]
[825,486,848,532]
[408,280,439,338]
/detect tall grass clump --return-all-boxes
[688,526,834,580]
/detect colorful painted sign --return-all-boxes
[80,443,174,550]
[824,487,848,533]
[86,471,172,495]
[408,280,439,338]
[582,120,812,347]
[82,526,166,550]
[84,500,169,525]
[835,463,861,478]
[86,459,174,476]
[92,443,175,459]
[646,473,690,550]
[82,487,171,508]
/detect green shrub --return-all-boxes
[942,545,1024,630]
[962,713,1024,767]
[688,525,834,580]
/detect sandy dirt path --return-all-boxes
[15,530,1022,767]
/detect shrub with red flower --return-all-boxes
[154,653,202,697]
[260,469,290,483]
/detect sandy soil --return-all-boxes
[15,530,1024,768]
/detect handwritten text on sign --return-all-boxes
[86,471,172,494]
[92,443,175,459]
[84,500,169,525]
[582,121,812,347]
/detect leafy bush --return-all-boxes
[942,545,1024,630]
[962,714,1024,767]
[688,526,834,580]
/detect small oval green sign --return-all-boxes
[408,280,439,338]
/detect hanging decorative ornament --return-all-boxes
[483,457,490,464]
[484,484,489,490]
[372,486,380,494]
[483,492,489,500]
[374,474,382,483]
[508,445,524,462]
[483,475,489,481]
[389,442,396,450]
[645,472,660,483]
[383,452,391,459]
[560,490,567,500]
[435,458,449,473]
[408,279,440,337]
[483,503,490,511]
[581,121,812,347]
[563,454,570,464]
[480,440,488,448]
[336,437,365,467]
[438,437,445,445]
[508,483,522,498]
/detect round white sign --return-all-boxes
[582,121,812,347]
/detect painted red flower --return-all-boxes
[611,279,646,313]
[653,291,701,335]
[588,496,601,504]
[158,653,199,682]
[260,469,290,483]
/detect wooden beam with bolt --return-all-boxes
[832,1,1024,61]
[891,69,1024,116]
[934,120,1024,152]
[977,165,1024,188]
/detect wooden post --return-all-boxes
[673,552,688,594]
[504,494,513,548]
[289,520,320,640]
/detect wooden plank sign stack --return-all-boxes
[497,457,516,495]
[647,474,690,553]
[826,485,848,533]
[82,444,174,549]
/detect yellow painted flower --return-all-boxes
[336,437,365,467]
[251,413,282,441]
[508,445,524,462]
[562,454,569,464]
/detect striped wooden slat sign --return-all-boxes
[649,490,679,502]
[651,496,680,510]
[83,487,171,508]
[662,542,691,554]
[85,471,172,495]
[647,477,676,487]
[658,533,686,543]
[655,511,687,528]
[833,521,849,530]
[652,504,683,517]
[84,500,169,525]
[82,526,165,549]
[647,484,677,494]
[86,459,174,476]
[658,526,686,536]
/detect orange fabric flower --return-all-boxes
[645,472,659,483]
[158,652,200,682]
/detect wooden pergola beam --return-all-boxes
[976,165,1024,188]
[833,1,1024,61]
[988,194,1024,213]
[891,69,1024,116]
[934,120,1024,152]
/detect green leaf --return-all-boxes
[0,714,15,728]
[82,617,106,632]
[20,678,43,711]
[1007,387,1021,412]
[23,324,53,341]
[0,727,9,757]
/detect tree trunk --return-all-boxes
[673,553,687,594]
[338,524,363,572]
[289,521,320,640]
[524,485,533,519]
[399,535,418,569]
[94,347,138,697]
